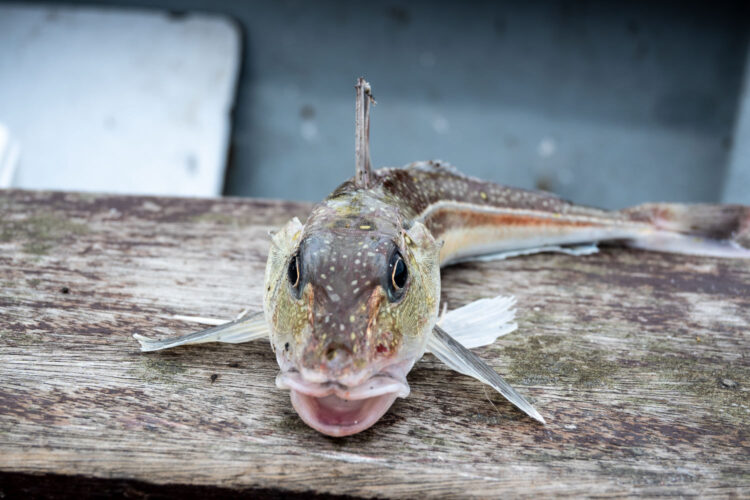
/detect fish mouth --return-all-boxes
[276,371,410,437]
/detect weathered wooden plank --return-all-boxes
[1,189,748,498]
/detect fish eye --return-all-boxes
[387,249,408,302]
[288,252,301,297]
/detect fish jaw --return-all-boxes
[291,391,399,437]
[276,362,412,437]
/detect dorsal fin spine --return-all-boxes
[355,77,375,188]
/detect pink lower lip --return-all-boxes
[277,370,409,436]
[290,390,399,437]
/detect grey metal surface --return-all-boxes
[10,0,750,208]
[724,44,750,204]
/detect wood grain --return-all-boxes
[1,189,748,498]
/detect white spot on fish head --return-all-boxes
[291,225,404,380]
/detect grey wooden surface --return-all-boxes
[1,189,748,498]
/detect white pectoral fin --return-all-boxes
[433,295,518,350]
[134,310,269,352]
[428,325,545,424]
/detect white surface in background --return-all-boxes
[0,123,21,187]
[0,5,240,196]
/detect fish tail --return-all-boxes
[620,203,750,258]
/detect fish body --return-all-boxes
[135,79,750,437]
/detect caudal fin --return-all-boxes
[620,203,750,258]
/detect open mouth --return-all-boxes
[277,371,410,437]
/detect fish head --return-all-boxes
[263,198,441,436]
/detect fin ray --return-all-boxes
[134,311,268,352]
[432,295,518,350]
[428,325,546,424]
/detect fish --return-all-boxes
[135,78,750,437]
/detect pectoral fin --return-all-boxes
[433,295,518,350]
[134,310,268,352]
[428,324,546,424]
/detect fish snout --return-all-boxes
[299,333,362,378]
[322,341,353,368]
[297,285,386,381]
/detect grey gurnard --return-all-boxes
[135,78,750,437]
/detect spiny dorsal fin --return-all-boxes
[354,77,375,188]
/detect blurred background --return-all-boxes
[0,0,748,208]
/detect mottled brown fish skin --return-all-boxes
[331,159,750,265]
[329,160,650,266]
[264,185,441,387]
[370,161,619,218]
